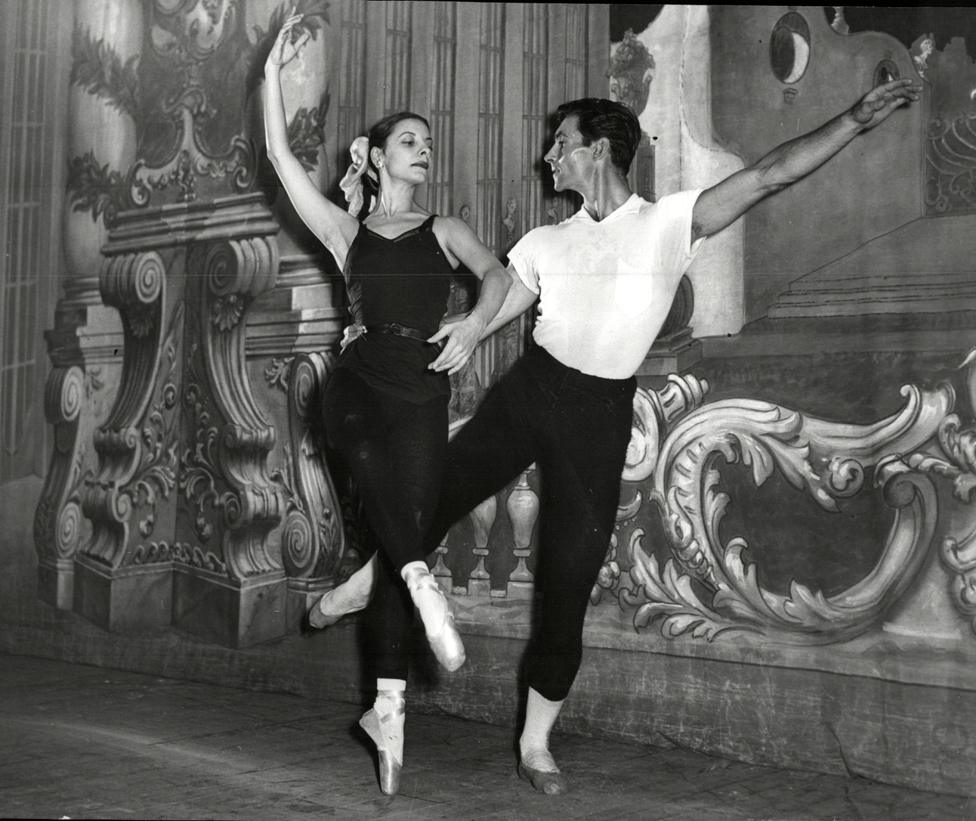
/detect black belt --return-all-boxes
[366,322,430,342]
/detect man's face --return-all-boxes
[544,114,591,192]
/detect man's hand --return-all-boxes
[427,314,486,375]
[692,77,922,240]
[850,78,922,131]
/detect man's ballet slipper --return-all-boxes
[517,759,568,795]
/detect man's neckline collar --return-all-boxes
[570,193,642,224]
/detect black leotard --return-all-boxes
[336,214,455,404]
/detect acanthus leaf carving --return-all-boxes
[903,354,976,633]
[621,529,751,642]
[264,356,295,392]
[593,374,710,608]
[130,540,226,574]
[124,302,185,558]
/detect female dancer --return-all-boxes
[264,14,511,795]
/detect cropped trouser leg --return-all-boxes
[423,347,635,700]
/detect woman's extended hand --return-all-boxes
[427,314,486,375]
[265,12,309,74]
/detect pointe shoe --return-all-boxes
[359,706,404,795]
[406,572,465,672]
[306,588,357,630]
[517,760,568,795]
[305,557,376,630]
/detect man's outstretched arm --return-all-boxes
[691,78,921,241]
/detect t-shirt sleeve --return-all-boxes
[506,232,540,294]
[653,189,705,276]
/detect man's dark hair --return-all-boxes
[554,98,642,176]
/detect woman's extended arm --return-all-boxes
[264,15,359,266]
[427,217,513,375]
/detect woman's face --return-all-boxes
[375,118,432,184]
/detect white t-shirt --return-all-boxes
[507,190,704,379]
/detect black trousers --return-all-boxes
[322,367,448,680]
[424,345,636,701]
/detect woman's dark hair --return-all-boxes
[357,110,431,220]
[553,98,641,176]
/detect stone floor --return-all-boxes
[0,654,972,821]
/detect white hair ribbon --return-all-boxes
[338,135,371,216]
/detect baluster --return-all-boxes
[506,466,539,599]
[467,494,497,597]
[430,532,453,590]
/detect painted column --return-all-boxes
[58,0,343,647]
[625,5,745,348]
[34,0,140,610]
[247,0,344,364]
[244,1,357,620]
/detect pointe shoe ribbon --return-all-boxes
[517,760,568,795]
[407,572,466,672]
[360,706,404,796]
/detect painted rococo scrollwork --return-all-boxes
[276,352,346,582]
[583,363,976,644]
[183,235,285,580]
[608,29,655,116]
[904,350,976,633]
[34,367,91,568]
[67,0,331,222]
[80,251,168,568]
[637,386,947,641]
[919,36,976,216]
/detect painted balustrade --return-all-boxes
[466,493,497,597]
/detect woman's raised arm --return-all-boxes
[264,14,359,266]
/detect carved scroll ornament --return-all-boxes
[618,383,953,642]
[278,352,346,581]
[902,352,976,633]
[81,251,166,568]
[34,367,89,564]
[187,236,284,580]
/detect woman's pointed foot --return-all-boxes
[307,588,354,629]
[404,568,465,672]
[359,705,404,796]
[305,556,377,630]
